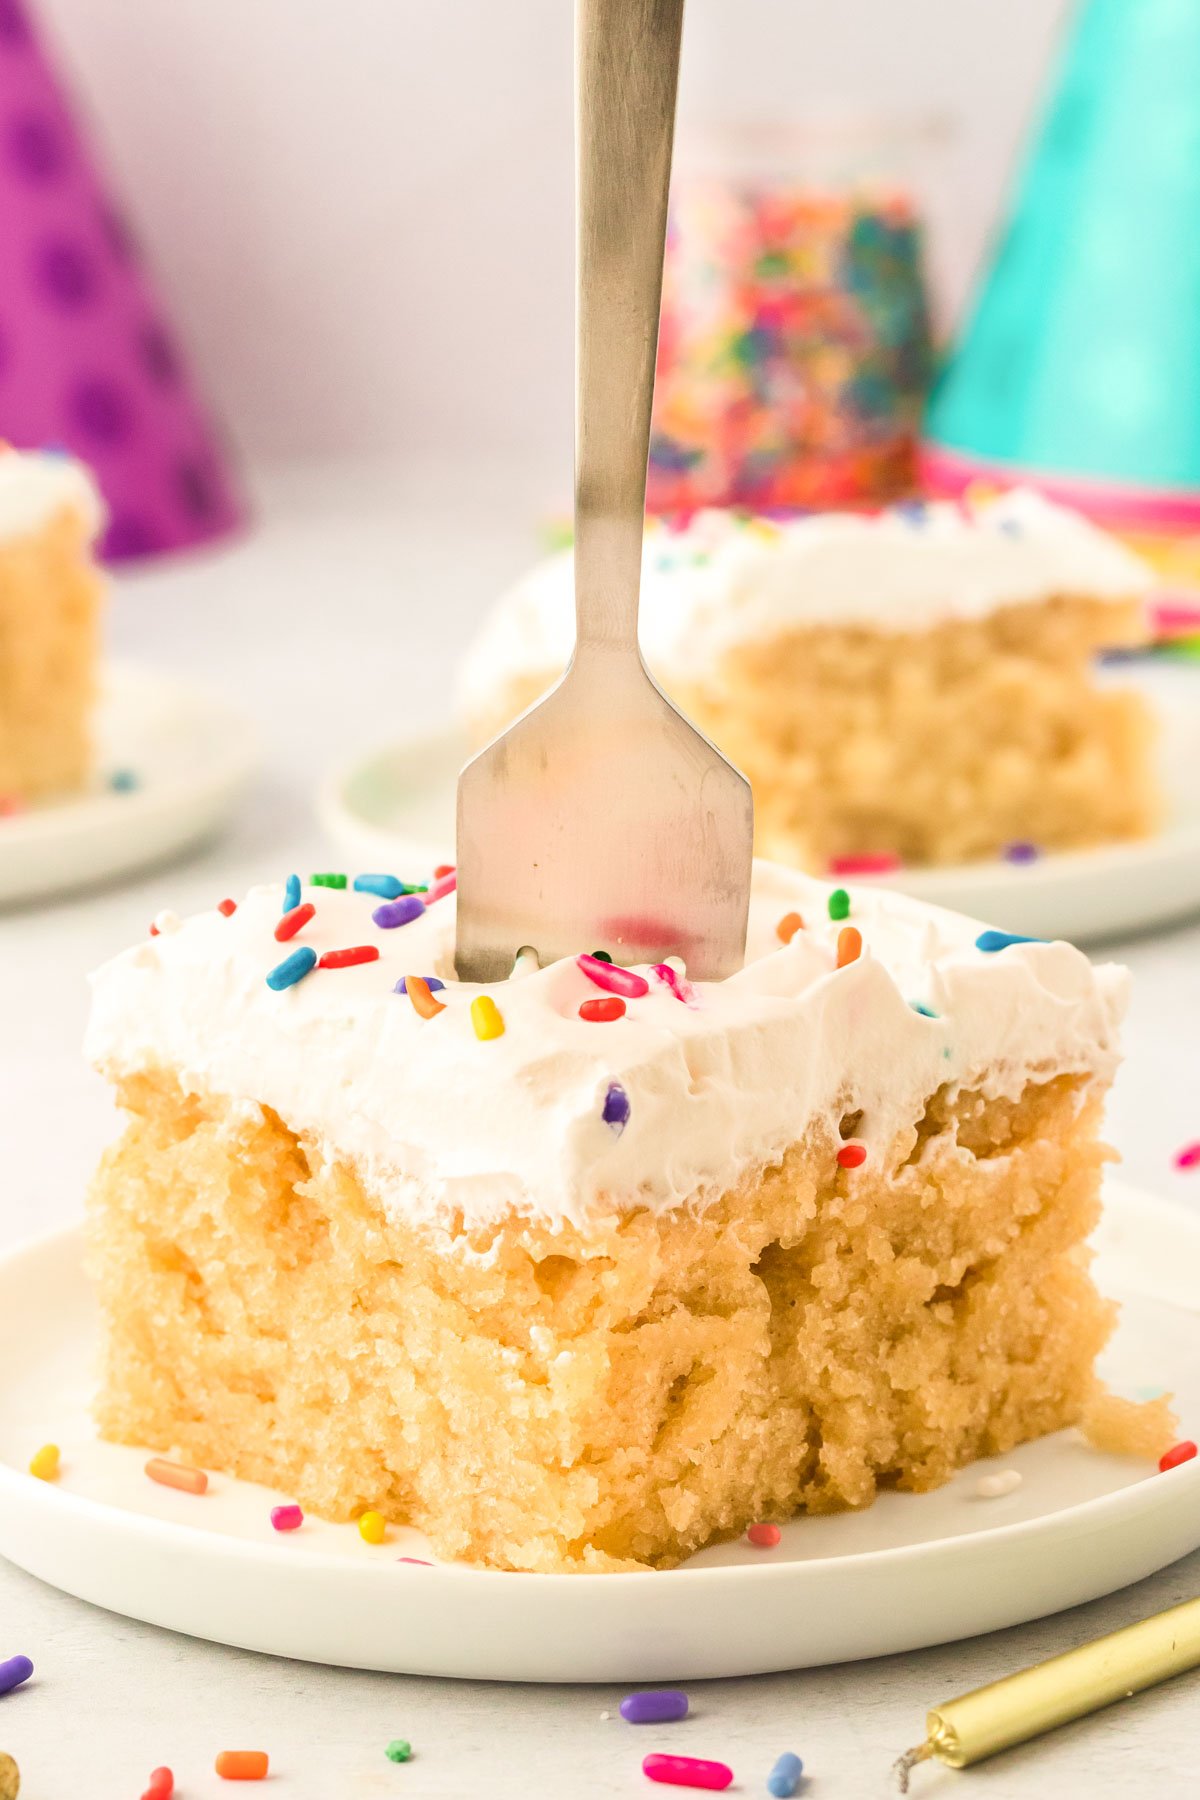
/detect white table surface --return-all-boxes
[3,459,1200,1798]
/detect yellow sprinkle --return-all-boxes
[358,1510,387,1545]
[29,1443,60,1481]
[471,995,505,1041]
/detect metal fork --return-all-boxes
[455,0,753,983]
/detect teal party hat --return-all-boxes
[923,0,1200,528]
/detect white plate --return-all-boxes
[0,661,256,906]
[318,662,1200,945]
[0,1181,1198,1682]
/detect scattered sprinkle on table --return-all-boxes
[145,1456,208,1496]
[1174,1142,1200,1171]
[405,976,445,1019]
[385,1740,413,1763]
[319,945,380,970]
[746,1522,781,1548]
[471,995,505,1040]
[266,946,317,991]
[217,898,237,917]
[776,911,804,944]
[373,895,426,929]
[580,997,625,1022]
[603,1081,630,1134]
[827,888,850,921]
[270,1504,303,1532]
[837,1141,867,1170]
[142,1767,173,1800]
[643,1752,733,1790]
[215,1750,269,1780]
[766,1751,803,1797]
[275,901,315,942]
[620,1690,689,1724]
[829,851,899,876]
[975,929,1041,953]
[0,1752,18,1800]
[1159,1440,1197,1472]
[28,1443,59,1481]
[354,873,406,898]
[1003,841,1039,864]
[836,926,862,968]
[976,1470,1022,1499]
[109,767,138,793]
[0,1657,32,1697]
[283,873,301,911]
[359,1510,388,1544]
[311,872,347,888]
[578,953,650,998]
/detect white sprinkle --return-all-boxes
[154,909,182,935]
[599,1711,611,1721]
[976,1469,1022,1499]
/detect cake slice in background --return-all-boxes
[0,448,104,805]
[84,864,1151,1572]
[458,492,1158,872]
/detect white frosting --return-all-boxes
[0,448,103,541]
[86,864,1127,1236]
[458,491,1151,712]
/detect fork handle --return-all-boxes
[574,0,684,655]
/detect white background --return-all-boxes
[38,0,1072,463]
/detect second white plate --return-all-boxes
[319,662,1200,945]
[0,1181,1198,1682]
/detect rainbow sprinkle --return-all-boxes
[603,1082,630,1134]
[266,946,317,991]
[283,874,301,911]
[976,929,1041,953]
[827,888,850,921]
[471,995,505,1040]
[353,873,406,898]
[311,872,347,889]
[395,975,445,996]
[373,895,426,929]
[578,953,650,999]
[1174,1142,1200,1171]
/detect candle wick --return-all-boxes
[892,1741,933,1792]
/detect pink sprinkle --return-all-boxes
[643,1752,733,1791]
[426,870,457,904]
[398,1555,433,1565]
[0,793,24,818]
[652,963,697,1005]
[746,1522,781,1548]
[1175,1142,1200,1170]
[270,1504,303,1532]
[829,851,901,876]
[577,952,650,999]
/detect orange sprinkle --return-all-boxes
[837,926,862,968]
[215,1751,269,1781]
[406,975,445,1019]
[776,912,804,944]
[433,862,455,879]
[145,1457,208,1496]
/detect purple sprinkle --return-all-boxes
[1003,841,1039,864]
[602,1081,630,1134]
[0,1654,33,1696]
[373,895,426,930]
[395,975,444,995]
[620,1689,688,1725]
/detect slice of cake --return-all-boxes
[85,864,1132,1572]
[458,491,1158,870]
[0,448,105,805]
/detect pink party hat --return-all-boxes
[0,0,244,561]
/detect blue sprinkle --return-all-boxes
[108,768,138,793]
[374,895,426,929]
[976,929,1043,953]
[283,873,301,912]
[395,975,445,995]
[767,1752,804,1797]
[892,499,927,524]
[998,518,1023,537]
[266,946,317,990]
[909,1000,938,1018]
[602,1081,630,1134]
[1003,841,1039,864]
[354,873,405,899]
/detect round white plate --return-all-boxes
[319,662,1200,945]
[1,1181,1198,1682]
[0,660,256,906]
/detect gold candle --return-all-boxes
[897,1594,1200,1788]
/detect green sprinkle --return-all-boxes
[385,1739,413,1763]
[311,872,347,889]
[590,949,613,963]
[910,1001,938,1018]
[828,888,850,921]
